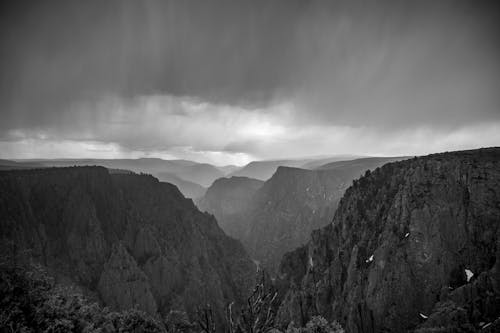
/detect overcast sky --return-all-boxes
[1,0,499,165]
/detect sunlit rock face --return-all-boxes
[0,166,256,323]
[277,148,500,333]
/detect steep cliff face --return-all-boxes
[243,167,345,274]
[277,148,500,332]
[0,167,256,323]
[245,158,408,275]
[196,176,264,238]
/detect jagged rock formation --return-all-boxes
[196,176,264,238]
[0,166,256,324]
[277,148,500,332]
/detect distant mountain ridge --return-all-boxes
[1,155,391,198]
[300,155,363,169]
[20,158,224,187]
[228,155,366,181]
[315,156,411,170]
[228,160,311,180]
[2,158,224,198]
[0,159,45,170]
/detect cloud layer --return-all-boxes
[0,0,499,164]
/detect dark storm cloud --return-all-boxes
[0,0,499,163]
[294,1,500,128]
[0,0,304,130]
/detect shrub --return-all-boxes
[1,259,344,333]
[0,259,166,332]
[286,316,344,333]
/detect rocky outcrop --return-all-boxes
[0,167,256,324]
[196,176,264,238]
[277,148,500,332]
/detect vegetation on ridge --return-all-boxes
[0,258,343,333]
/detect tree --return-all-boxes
[195,273,279,333]
[230,273,278,333]
[196,304,217,333]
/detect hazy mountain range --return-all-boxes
[0,158,221,199]
[0,155,374,199]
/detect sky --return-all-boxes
[0,0,499,166]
